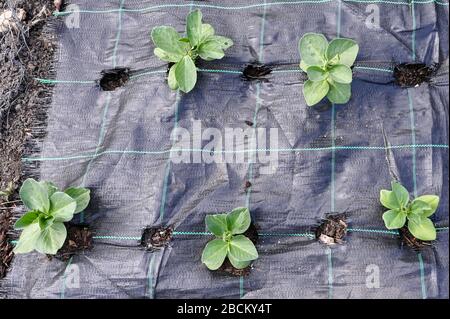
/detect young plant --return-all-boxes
[201,207,258,270]
[14,178,90,255]
[299,33,359,106]
[151,9,233,93]
[380,181,439,241]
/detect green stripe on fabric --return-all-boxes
[60,257,73,299]
[347,228,399,235]
[129,70,166,79]
[35,78,96,84]
[159,161,172,222]
[407,89,418,197]
[112,0,126,68]
[354,66,393,73]
[331,104,336,213]
[259,232,315,237]
[326,2,341,300]
[54,0,333,15]
[93,235,141,240]
[91,229,407,239]
[271,69,302,73]
[53,0,449,16]
[326,247,333,299]
[158,80,181,225]
[11,226,441,245]
[337,0,342,38]
[197,68,243,74]
[418,253,427,299]
[245,84,263,208]
[35,65,394,85]
[239,276,245,299]
[147,254,156,299]
[21,144,449,162]
[173,231,213,236]
[331,0,341,213]
[411,1,417,61]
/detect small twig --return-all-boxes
[30,5,48,27]
[0,200,21,206]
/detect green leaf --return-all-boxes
[154,48,183,63]
[380,182,410,210]
[382,209,407,229]
[326,38,359,67]
[175,55,197,93]
[198,40,225,61]
[201,239,228,270]
[168,63,179,90]
[151,26,186,56]
[410,200,432,217]
[19,178,50,213]
[228,235,258,262]
[179,37,190,43]
[391,181,410,208]
[64,187,90,214]
[327,54,340,66]
[201,24,215,42]
[329,64,353,84]
[14,211,40,229]
[209,35,233,50]
[35,222,67,255]
[299,60,310,73]
[187,9,203,47]
[413,195,439,217]
[327,80,351,104]
[13,222,41,254]
[206,213,228,237]
[40,181,58,197]
[407,216,436,241]
[228,254,252,269]
[38,214,54,230]
[298,33,328,66]
[307,66,328,81]
[49,192,77,222]
[226,207,251,235]
[303,79,329,106]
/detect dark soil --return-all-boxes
[0,208,13,278]
[316,214,347,245]
[242,63,272,80]
[218,223,259,277]
[0,0,57,279]
[399,226,432,250]
[141,226,173,250]
[393,63,437,88]
[51,224,93,261]
[98,67,130,91]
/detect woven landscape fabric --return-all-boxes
[2,0,449,299]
